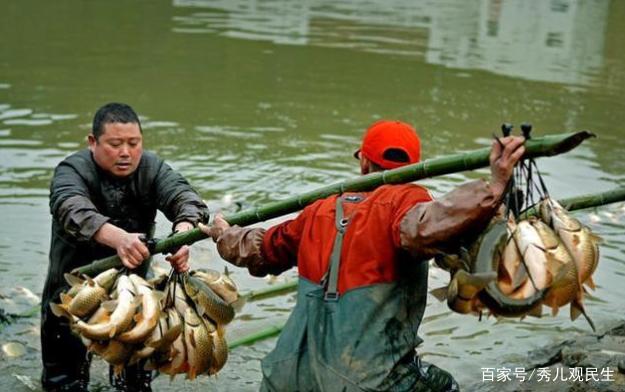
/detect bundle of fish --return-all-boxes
[435,197,601,330]
[50,268,238,378]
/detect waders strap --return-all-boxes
[324,194,364,301]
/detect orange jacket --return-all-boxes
[261,184,432,293]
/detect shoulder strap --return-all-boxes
[323,194,364,301]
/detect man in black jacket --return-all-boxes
[41,103,209,391]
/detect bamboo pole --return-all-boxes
[228,325,285,350]
[227,186,625,348]
[74,131,594,276]
[242,280,299,302]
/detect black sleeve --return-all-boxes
[49,162,109,241]
[153,161,209,228]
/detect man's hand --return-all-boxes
[117,233,151,269]
[198,214,231,242]
[93,223,150,270]
[166,221,194,273]
[489,136,525,198]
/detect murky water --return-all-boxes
[1,0,624,390]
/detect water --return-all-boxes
[1,0,624,390]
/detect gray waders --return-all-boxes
[259,195,459,391]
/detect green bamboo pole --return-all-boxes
[74,131,594,276]
[242,280,299,302]
[228,325,284,350]
[523,187,625,217]
[227,186,625,348]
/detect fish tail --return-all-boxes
[584,276,596,290]
[571,301,596,332]
[429,285,448,302]
[49,303,73,321]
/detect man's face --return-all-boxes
[88,122,143,178]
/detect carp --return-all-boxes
[446,269,495,314]
[510,220,551,299]
[168,281,190,316]
[73,275,138,340]
[159,309,187,377]
[147,312,183,351]
[192,269,239,304]
[59,284,106,319]
[209,328,228,375]
[64,268,119,298]
[530,218,580,313]
[131,310,184,366]
[90,339,133,375]
[497,218,527,295]
[183,275,235,325]
[472,218,545,317]
[183,307,212,380]
[117,275,162,344]
[540,198,600,290]
[59,269,119,318]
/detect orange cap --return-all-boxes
[354,120,421,169]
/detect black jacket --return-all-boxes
[42,149,208,307]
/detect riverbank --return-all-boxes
[467,320,625,391]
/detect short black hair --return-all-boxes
[92,102,142,139]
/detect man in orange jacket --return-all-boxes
[202,120,525,391]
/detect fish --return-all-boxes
[183,275,235,325]
[540,198,600,290]
[183,307,212,380]
[90,268,120,290]
[79,306,113,347]
[59,279,106,318]
[60,269,120,316]
[128,344,156,366]
[530,218,580,313]
[2,342,26,357]
[159,309,187,377]
[14,286,40,303]
[131,311,184,366]
[446,270,495,314]
[132,315,167,364]
[73,275,138,340]
[90,339,132,375]
[117,275,161,344]
[192,269,239,305]
[471,218,545,317]
[510,220,552,299]
[433,251,470,274]
[497,218,527,295]
[169,281,190,316]
[64,268,119,297]
[209,327,228,375]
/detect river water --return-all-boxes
[1,0,624,390]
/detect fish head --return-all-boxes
[94,268,120,290]
[515,220,534,239]
[530,218,560,249]
[192,269,221,283]
[184,307,202,327]
[115,275,135,296]
[514,220,545,253]
[167,308,182,330]
[129,274,152,293]
[548,199,582,231]
[539,199,554,226]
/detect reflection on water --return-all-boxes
[173,0,609,86]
